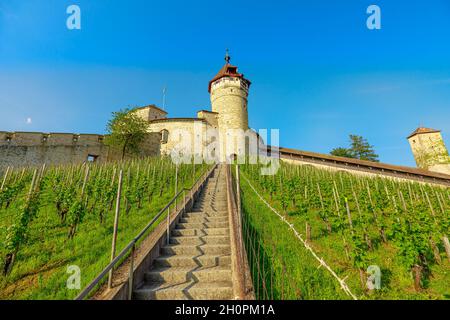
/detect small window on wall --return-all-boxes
[161,129,169,144]
[87,154,98,162]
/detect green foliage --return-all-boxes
[348,135,379,162]
[330,147,355,159]
[0,157,210,299]
[330,135,379,162]
[104,108,148,160]
[239,161,450,299]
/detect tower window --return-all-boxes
[87,154,98,162]
[161,129,169,144]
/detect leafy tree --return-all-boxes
[348,135,379,162]
[330,147,355,158]
[330,135,379,162]
[104,108,148,160]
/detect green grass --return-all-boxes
[0,158,209,300]
[239,164,450,300]
[240,177,351,300]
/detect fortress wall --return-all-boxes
[0,131,161,170]
[281,157,450,187]
[429,164,450,175]
[148,120,214,157]
[197,111,218,127]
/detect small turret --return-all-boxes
[407,127,450,175]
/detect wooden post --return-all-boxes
[1,166,11,191]
[166,206,170,245]
[344,197,354,233]
[175,165,178,211]
[27,169,38,202]
[442,236,450,262]
[128,244,135,300]
[191,160,195,200]
[108,169,123,289]
[236,164,241,215]
[81,165,90,197]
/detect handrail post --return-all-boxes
[108,169,123,289]
[175,164,178,211]
[128,243,135,300]
[166,206,170,245]
[236,164,241,215]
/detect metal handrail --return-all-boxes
[226,164,247,299]
[75,164,217,300]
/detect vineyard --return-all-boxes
[0,157,208,299]
[237,162,450,300]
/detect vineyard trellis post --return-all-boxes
[1,166,11,191]
[175,164,178,211]
[108,169,123,289]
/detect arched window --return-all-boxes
[161,129,169,144]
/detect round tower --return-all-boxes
[208,51,251,161]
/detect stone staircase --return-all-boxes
[133,166,234,300]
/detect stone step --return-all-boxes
[183,211,228,218]
[161,244,231,255]
[134,281,233,300]
[133,166,233,300]
[169,235,230,245]
[179,216,228,223]
[154,254,231,268]
[172,227,229,237]
[177,221,229,229]
[145,265,231,283]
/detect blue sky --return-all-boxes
[1,0,450,166]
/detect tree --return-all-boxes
[348,135,379,162]
[104,108,148,160]
[330,135,379,162]
[330,147,355,159]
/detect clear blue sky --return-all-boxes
[1,0,450,167]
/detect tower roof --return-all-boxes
[208,51,250,92]
[407,127,441,139]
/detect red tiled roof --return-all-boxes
[208,63,250,92]
[407,127,440,139]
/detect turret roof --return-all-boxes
[407,127,441,139]
[208,62,249,92]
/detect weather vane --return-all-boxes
[225,49,230,63]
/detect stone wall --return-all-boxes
[197,110,218,127]
[133,105,167,122]
[147,119,214,158]
[281,156,450,187]
[0,131,161,170]
[408,132,450,174]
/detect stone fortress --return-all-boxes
[140,51,260,163]
[1,53,450,184]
